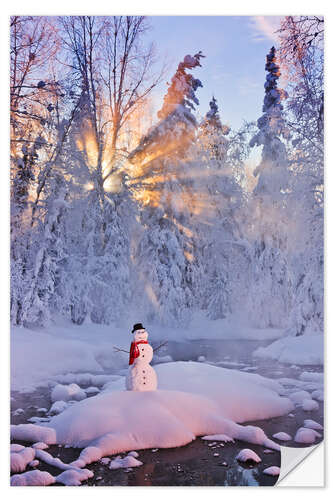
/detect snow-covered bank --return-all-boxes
[253,335,323,366]
[11,317,285,392]
[10,362,293,466]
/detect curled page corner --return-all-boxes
[277,442,324,486]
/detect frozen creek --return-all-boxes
[10,339,323,486]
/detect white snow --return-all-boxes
[11,423,56,444]
[202,434,235,443]
[303,419,323,431]
[109,454,143,470]
[263,466,280,476]
[10,444,25,452]
[13,408,24,416]
[272,432,291,441]
[311,389,324,401]
[11,470,56,486]
[49,400,68,415]
[51,383,87,402]
[56,468,94,486]
[11,447,35,473]
[85,386,100,394]
[294,427,322,444]
[299,371,324,383]
[288,391,312,404]
[235,449,261,463]
[254,335,323,366]
[128,451,139,457]
[32,442,49,449]
[302,399,319,411]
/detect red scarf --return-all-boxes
[129,340,149,365]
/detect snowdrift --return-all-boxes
[253,335,323,366]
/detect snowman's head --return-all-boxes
[134,329,148,342]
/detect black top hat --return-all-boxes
[132,323,145,333]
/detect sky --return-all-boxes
[147,16,282,131]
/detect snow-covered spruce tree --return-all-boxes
[189,96,249,319]
[128,53,205,326]
[246,46,293,329]
[277,19,324,337]
[20,176,68,326]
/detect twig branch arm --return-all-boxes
[113,346,130,354]
[153,341,168,353]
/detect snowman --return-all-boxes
[126,323,158,391]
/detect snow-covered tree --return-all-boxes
[20,177,68,326]
[246,46,293,329]
[128,53,205,326]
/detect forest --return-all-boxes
[10,15,324,338]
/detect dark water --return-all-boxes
[10,338,324,486]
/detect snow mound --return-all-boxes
[109,454,143,470]
[311,389,324,401]
[56,468,94,486]
[10,444,25,452]
[294,427,322,444]
[202,434,235,443]
[302,399,319,411]
[49,400,68,415]
[263,466,280,476]
[51,383,86,403]
[235,449,261,463]
[254,335,323,366]
[299,372,323,383]
[303,419,323,431]
[11,424,56,444]
[272,432,291,441]
[11,470,55,486]
[289,391,312,404]
[11,447,35,473]
[154,362,291,423]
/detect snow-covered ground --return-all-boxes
[11,316,285,392]
[253,334,323,366]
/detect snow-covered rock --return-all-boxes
[10,444,25,452]
[11,470,56,486]
[109,454,143,470]
[32,442,49,449]
[299,372,323,383]
[202,434,235,443]
[49,400,68,415]
[13,408,24,416]
[56,468,94,486]
[51,383,86,403]
[272,432,292,441]
[311,389,324,402]
[294,427,322,444]
[263,466,280,476]
[11,424,56,445]
[302,399,319,411]
[303,419,323,431]
[289,391,312,404]
[128,451,139,458]
[254,335,323,366]
[84,386,100,395]
[235,449,261,463]
[10,447,35,473]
